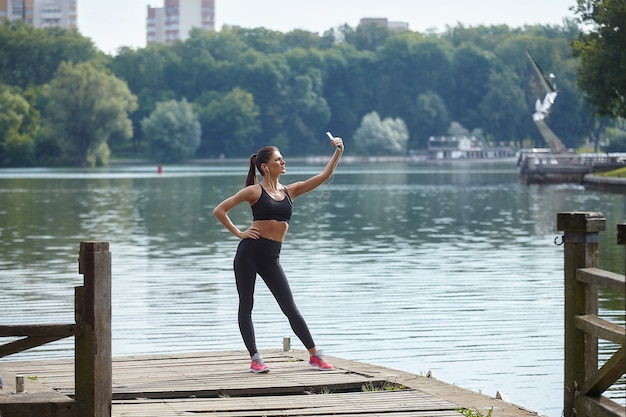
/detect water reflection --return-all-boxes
[0,161,624,416]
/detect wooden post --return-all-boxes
[75,242,112,417]
[618,223,626,410]
[617,223,626,256]
[557,212,604,417]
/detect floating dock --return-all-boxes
[0,349,540,417]
[517,151,626,184]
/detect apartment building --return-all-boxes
[0,0,77,29]
[147,0,215,46]
[359,17,409,32]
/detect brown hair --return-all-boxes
[245,146,278,186]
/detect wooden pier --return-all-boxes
[516,151,626,184]
[2,219,624,417]
[1,349,538,417]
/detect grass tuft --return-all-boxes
[454,407,494,417]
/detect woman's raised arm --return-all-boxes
[288,137,343,199]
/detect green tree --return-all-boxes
[229,27,286,54]
[343,22,392,51]
[3,134,35,166]
[323,44,377,149]
[284,29,327,50]
[604,119,626,151]
[282,69,331,154]
[141,99,201,162]
[478,70,527,145]
[0,20,101,89]
[0,89,29,139]
[376,33,424,121]
[0,86,41,166]
[0,89,31,165]
[229,50,292,149]
[195,87,260,157]
[103,21,590,157]
[410,91,451,149]
[44,62,137,166]
[451,44,498,130]
[447,121,470,137]
[573,0,626,118]
[353,111,408,155]
[109,45,179,156]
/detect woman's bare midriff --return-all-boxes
[253,220,289,242]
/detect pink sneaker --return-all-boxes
[250,353,270,373]
[309,351,334,370]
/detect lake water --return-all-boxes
[0,159,624,417]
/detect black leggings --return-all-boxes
[233,238,315,356]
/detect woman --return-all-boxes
[213,135,344,373]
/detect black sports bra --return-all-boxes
[251,185,293,223]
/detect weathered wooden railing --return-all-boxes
[557,213,626,417]
[0,241,111,417]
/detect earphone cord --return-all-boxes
[317,153,342,204]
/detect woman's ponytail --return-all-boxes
[245,154,257,186]
[244,146,278,187]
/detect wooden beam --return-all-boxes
[577,268,625,293]
[0,401,78,417]
[576,394,626,417]
[0,324,78,338]
[0,336,66,358]
[575,314,626,345]
[579,347,625,396]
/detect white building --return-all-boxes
[0,0,76,29]
[359,17,409,32]
[35,0,76,28]
[147,0,215,46]
[427,136,514,160]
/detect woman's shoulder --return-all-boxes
[284,181,306,198]
[239,183,262,203]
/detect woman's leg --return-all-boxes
[260,262,333,369]
[253,240,333,370]
[259,260,315,350]
[234,240,259,356]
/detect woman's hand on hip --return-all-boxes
[240,225,260,240]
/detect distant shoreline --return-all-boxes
[584,174,626,193]
[109,156,519,166]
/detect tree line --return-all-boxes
[0,1,624,167]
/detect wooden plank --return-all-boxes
[575,314,626,345]
[0,371,74,403]
[0,350,540,417]
[107,351,390,400]
[577,267,625,292]
[0,368,77,417]
[112,391,462,417]
[0,401,79,417]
